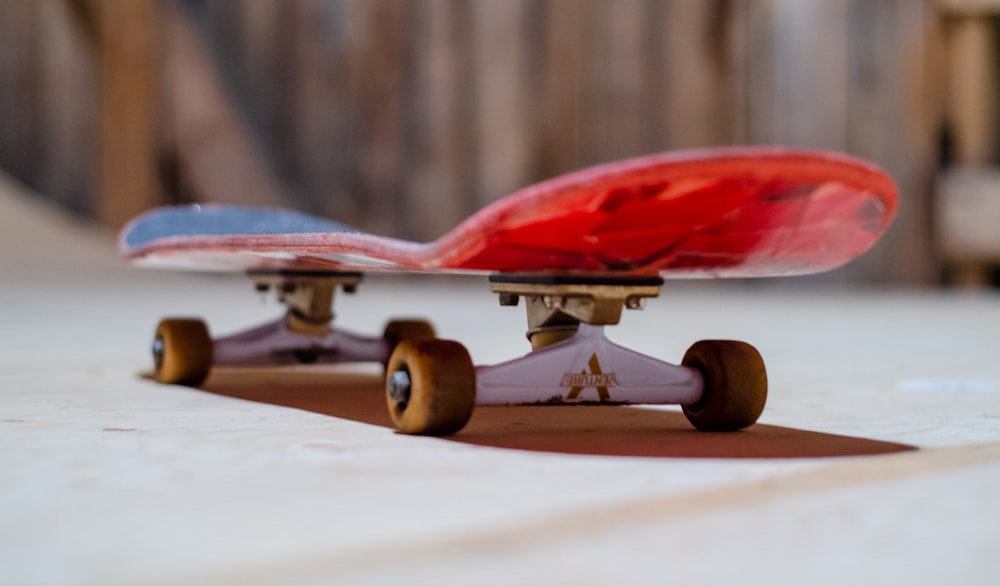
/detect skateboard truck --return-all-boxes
[212,271,391,367]
[150,271,435,386]
[477,275,702,405]
[252,271,355,336]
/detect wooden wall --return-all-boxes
[0,0,963,284]
[0,0,99,217]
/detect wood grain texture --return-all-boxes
[471,0,536,207]
[35,0,98,216]
[936,4,999,285]
[287,0,356,219]
[0,1,44,195]
[653,0,745,149]
[946,15,999,165]
[746,0,849,149]
[582,0,648,164]
[95,0,160,229]
[536,0,587,178]
[405,0,475,241]
[938,168,1000,260]
[161,0,288,209]
[845,0,941,285]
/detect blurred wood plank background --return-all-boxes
[0,0,991,285]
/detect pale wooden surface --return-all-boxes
[2,172,1000,585]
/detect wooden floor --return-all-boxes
[2,172,999,585]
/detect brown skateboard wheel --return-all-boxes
[152,318,213,386]
[681,340,767,431]
[385,339,475,435]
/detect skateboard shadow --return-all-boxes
[195,368,915,459]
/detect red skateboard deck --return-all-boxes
[120,147,897,279]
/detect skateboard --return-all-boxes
[120,147,897,435]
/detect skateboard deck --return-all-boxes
[120,147,897,279]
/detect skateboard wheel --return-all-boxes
[385,339,475,435]
[681,340,767,432]
[152,319,213,386]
